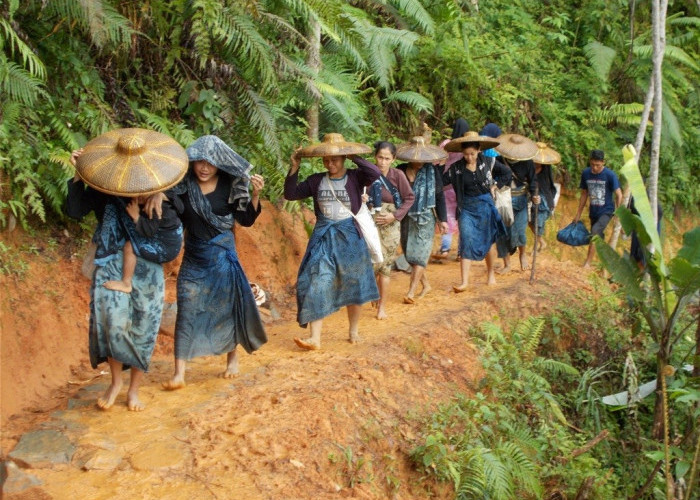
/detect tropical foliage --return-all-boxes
[1,0,699,228]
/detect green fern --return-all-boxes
[584,40,617,82]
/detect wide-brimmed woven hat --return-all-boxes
[396,136,448,163]
[298,133,371,158]
[75,128,188,196]
[494,133,539,161]
[444,131,500,152]
[533,142,562,165]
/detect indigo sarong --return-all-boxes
[497,193,528,257]
[458,193,506,261]
[175,231,266,359]
[400,211,436,267]
[90,251,164,372]
[297,216,379,326]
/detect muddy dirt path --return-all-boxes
[5,194,657,499]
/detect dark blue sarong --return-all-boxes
[90,251,164,372]
[175,231,267,359]
[297,216,379,326]
[497,193,528,257]
[458,193,506,261]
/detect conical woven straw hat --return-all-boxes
[298,133,371,158]
[75,128,188,196]
[396,136,448,162]
[444,131,500,152]
[532,142,562,165]
[494,133,539,161]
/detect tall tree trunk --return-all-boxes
[649,0,669,441]
[306,18,321,142]
[648,0,668,227]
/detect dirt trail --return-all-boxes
[0,196,614,499]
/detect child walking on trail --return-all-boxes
[103,194,183,293]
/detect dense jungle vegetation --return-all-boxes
[1,1,699,499]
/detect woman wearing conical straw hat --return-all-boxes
[285,133,381,350]
[494,133,541,273]
[66,128,189,411]
[442,131,510,291]
[395,136,449,303]
[530,142,561,252]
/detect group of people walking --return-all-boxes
[67,121,621,410]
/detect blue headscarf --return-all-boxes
[480,123,502,158]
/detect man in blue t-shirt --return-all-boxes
[573,149,623,268]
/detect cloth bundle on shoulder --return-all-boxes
[557,221,591,246]
[493,186,514,227]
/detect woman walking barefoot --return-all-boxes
[162,136,267,390]
[366,141,415,319]
[284,133,380,350]
[395,137,448,304]
[443,132,510,292]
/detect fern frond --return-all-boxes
[633,44,700,71]
[45,0,133,49]
[591,102,647,126]
[388,0,435,35]
[0,57,47,105]
[584,40,617,82]
[534,358,580,378]
[481,450,513,499]
[383,90,434,113]
[0,18,46,79]
[518,317,545,358]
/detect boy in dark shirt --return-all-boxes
[573,149,623,268]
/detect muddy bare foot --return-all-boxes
[487,273,497,285]
[520,255,530,271]
[496,265,511,275]
[349,332,361,344]
[376,307,388,320]
[417,283,432,298]
[538,238,547,251]
[219,363,239,379]
[162,378,186,391]
[97,380,123,410]
[453,284,468,293]
[294,337,320,350]
[103,280,133,293]
[127,392,145,412]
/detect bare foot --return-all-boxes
[162,378,186,391]
[376,308,388,320]
[417,283,432,298]
[582,261,591,269]
[453,284,468,293]
[103,280,133,293]
[496,265,511,275]
[349,332,361,344]
[403,296,415,304]
[127,392,145,412]
[97,380,123,410]
[520,255,530,271]
[487,273,496,285]
[219,364,239,379]
[538,238,547,251]
[294,337,320,350]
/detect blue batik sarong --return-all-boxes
[90,251,164,372]
[458,193,506,261]
[175,231,266,359]
[496,193,528,257]
[400,211,436,267]
[530,197,551,237]
[296,216,379,326]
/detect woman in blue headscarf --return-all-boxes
[162,136,267,390]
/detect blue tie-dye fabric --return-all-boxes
[458,193,506,261]
[296,215,379,326]
[175,231,267,358]
[89,246,164,372]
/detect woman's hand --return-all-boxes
[532,194,541,205]
[126,199,140,222]
[439,221,449,234]
[375,212,396,226]
[143,192,165,219]
[289,148,302,175]
[69,149,84,181]
[250,174,265,196]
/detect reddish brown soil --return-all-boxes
[0,195,694,499]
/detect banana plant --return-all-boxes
[593,144,700,439]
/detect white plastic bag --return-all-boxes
[353,203,384,264]
[493,185,514,227]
